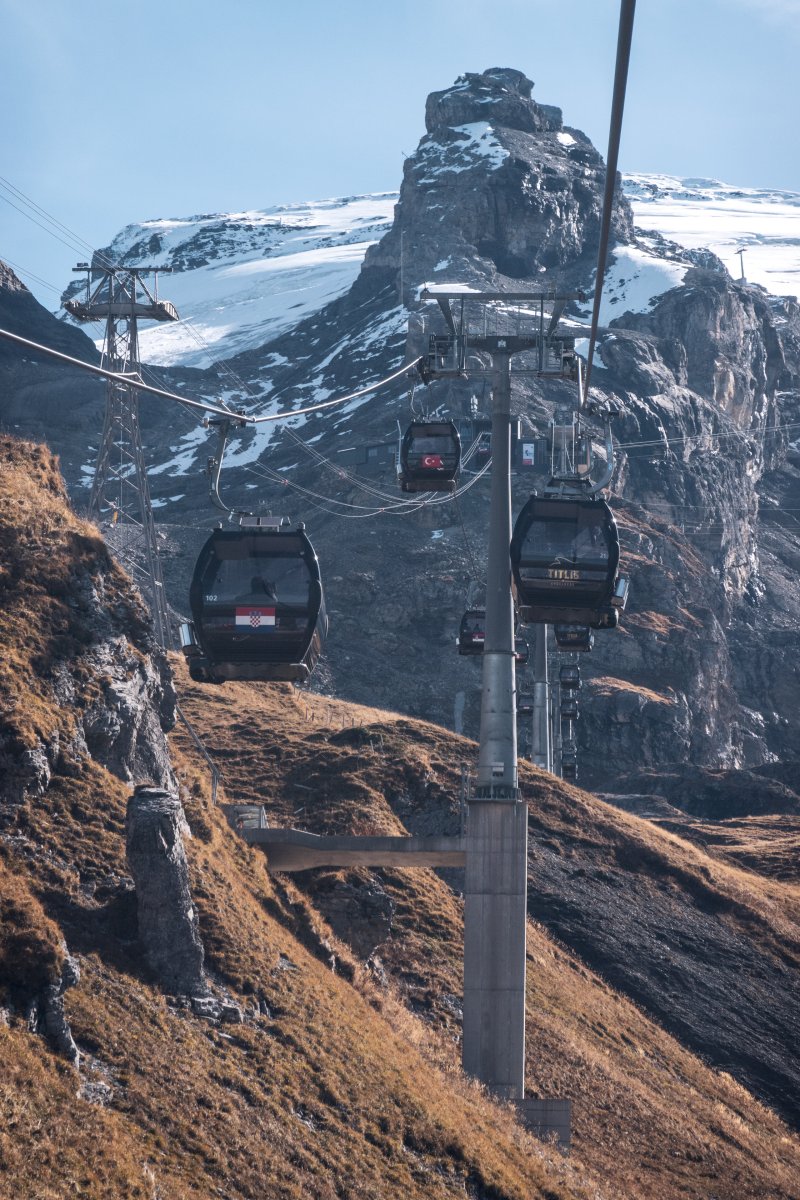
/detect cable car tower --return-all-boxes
[418,287,583,1116]
[65,264,179,649]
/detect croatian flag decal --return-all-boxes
[236,606,276,629]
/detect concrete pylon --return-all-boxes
[463,799,528,1098]
[463,350,528,1100]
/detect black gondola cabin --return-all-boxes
[399,421,461,493]
[457,609,485,655]
[554,624,595,652]
[181,521,327,683]
[511,495,621,626]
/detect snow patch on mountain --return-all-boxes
[77,195,397,369]
[580,245,688,325]
[623,174,800,300]
[75,173,800,377]
[413,122,508,185]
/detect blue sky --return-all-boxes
[2,0,799,307]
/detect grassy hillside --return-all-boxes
[173,668,800,1200]
[1,434,799,1199]
[0,436,583,1200]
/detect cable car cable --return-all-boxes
[0,174,118,270]
[0,325,421,425]
[454,492,483,584]
[582,0,636,405]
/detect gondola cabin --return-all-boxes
[562,758,578,782]
[181,520,327,684]
[399,421,461,493]
[554,624,595,652]
[560,696,580,721]
[457,609,485,656]
[457,612,528,665]
[559,665,581,691]
[511,495,622,626]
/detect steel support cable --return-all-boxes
[615,423,800,451]
[242,458,429,512]
[0,181,485,505]
[174,700,222,805]
[582,0,637,404]
[0,255,66,298]
[0,326,420,424]
[140,275,431,508]
[0,190,104,264]
[0,174,117,268]
[0,180,411,442]
[243,447,491,520]
[180,280,398,415]
[172,296,426,506]
[242,463,432,519]
[455,492,483,583]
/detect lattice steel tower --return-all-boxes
[66,265,179,648]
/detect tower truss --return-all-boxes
[66,264,178,648]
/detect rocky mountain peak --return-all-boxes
[424,66,561,135]
[0,260,28,294]
[363,66,632,288]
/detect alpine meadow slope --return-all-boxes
[1,434,800,1198]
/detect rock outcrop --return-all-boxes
[0,437,177,813]
[35,951,81,1066]
[126,785,205,996]
[363,66,633,291]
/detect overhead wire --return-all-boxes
[582,0,636,402]
[0,173,485,516]
[242,440,492,522]
[0,326,421,424]
[455,491,483,582]
[0,174,118,271]
[0,255,65,298]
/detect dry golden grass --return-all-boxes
[0,438,589,1200]
[2,436,799,1199]
[588,676,675,705]
[172,660,800,1200]
[0,856,65,1001]
[0,435,147,767]
[623,610,697,637]
[658,813,800,885]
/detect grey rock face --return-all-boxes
[424,68,556,136]
[41,953,81,1065]
[363,66,633,289]
[126,785,205,995]
[81,638,177,790]
[0,599,176,814]
[309,875,395,960]
[0,262,97,368]
[25,950,81,1067]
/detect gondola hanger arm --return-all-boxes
[205,416,253,518]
